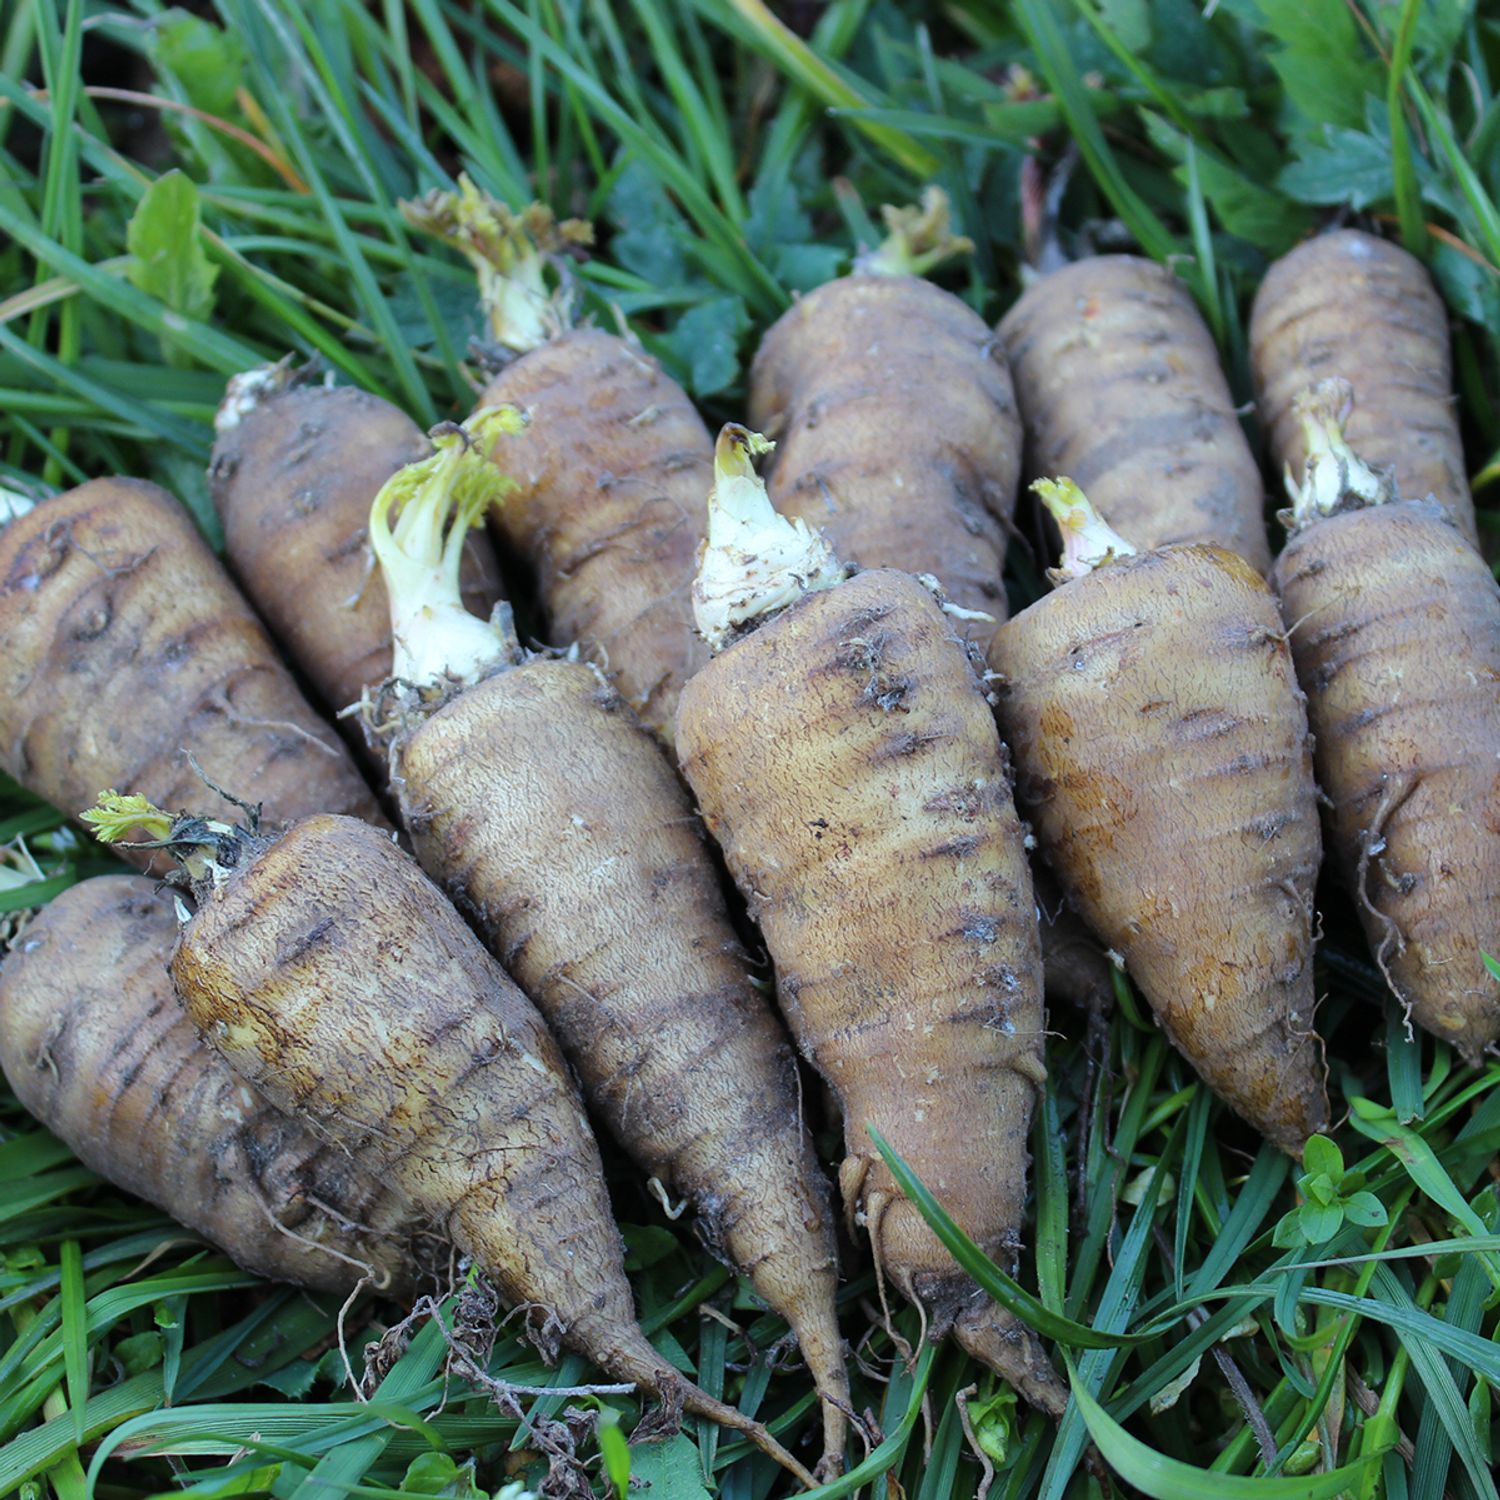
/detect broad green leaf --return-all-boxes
[968,1386,1016,1465]
[598,1418,630,1500]
[1140,110,1310,252]
[607,158,691,286]
[1272,1212,1307,1250]
[398,1453,482,1498]
[1343,1193,1389,1229]
[626,1434,710,1499]
[113,1333,164,1379]
[1256,0,1384,133]
[125,171,219,369]
[768,242,845,294]
[1097,0,1151,52]
[620,1224,681,1272]
[1302,1172,1336,1206]
[1278,126,1396,209]
[1298,1201,1344,1245]
[150,10,249,118]
[659,294,748,397]
[254,1358,324,1401]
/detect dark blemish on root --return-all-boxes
[1246,811,1290,842]
[590,682,625,713]
[982,964,1024,995]
[1175,706,1243,741]
[835,630,913,712]
[951,912,999,945]
[924,782,997,820]
[1344,705,1389,733]
[277,916,335,968]
[469,1034,510,1065]
[923,834,981,860]
[872,729,943,762]
[837,603,894,634]
[71,599,113,642]
[1244,624,1288,650]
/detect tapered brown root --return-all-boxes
[785,1298,851,1476]
[953,1300,1069,1418]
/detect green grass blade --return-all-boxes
[1039,1115,1185,1500]
[796,1341,935,1499]
[1405,74,1500,268]
[1013,0,1181,265]
[1386,0,1429,258]
[1347,1097,1500,1287]
[1183,139,1224,344]
[57,1239,87,1446]
[1032,1082,1069,1313]
[868,1126,1146,1349]
[0,206,261,376]
[1065,1354,1380,1498]
[1384,1003,1426,1123]
[1187,1147,1290,1298]
[481,0,787,318]
[0,324,211,458]
[710,0,940,178]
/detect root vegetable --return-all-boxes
[86,799,814,1487]
[208,366,504,721]
[0,477,386,866]
[361,410,851,1474]
[402,181,710,744]
[676,428,1064,1415]
[1000,256,1272,572]
[1249,229,1477,545]
[748,189,1019,642]
[987,480,1328,1154]
[0,876,412,1292]
[1273,382,1500,1059]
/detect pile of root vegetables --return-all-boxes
[1,184,1496,1487]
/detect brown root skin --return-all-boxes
[953,1300,1068,1418]
[391,657,850,1474]
[476,325,712,745]
[1250,229,1476,546]
[748,273,1020,646]
[209,381,504,732]
[1273,499,1500,1061]
[168,813,810,1485]
[0,477,389,872]
[989,545,1329,1156]
[0,877,415,1292]
[1000,256,1273,573]
[677,568,1057,1410]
